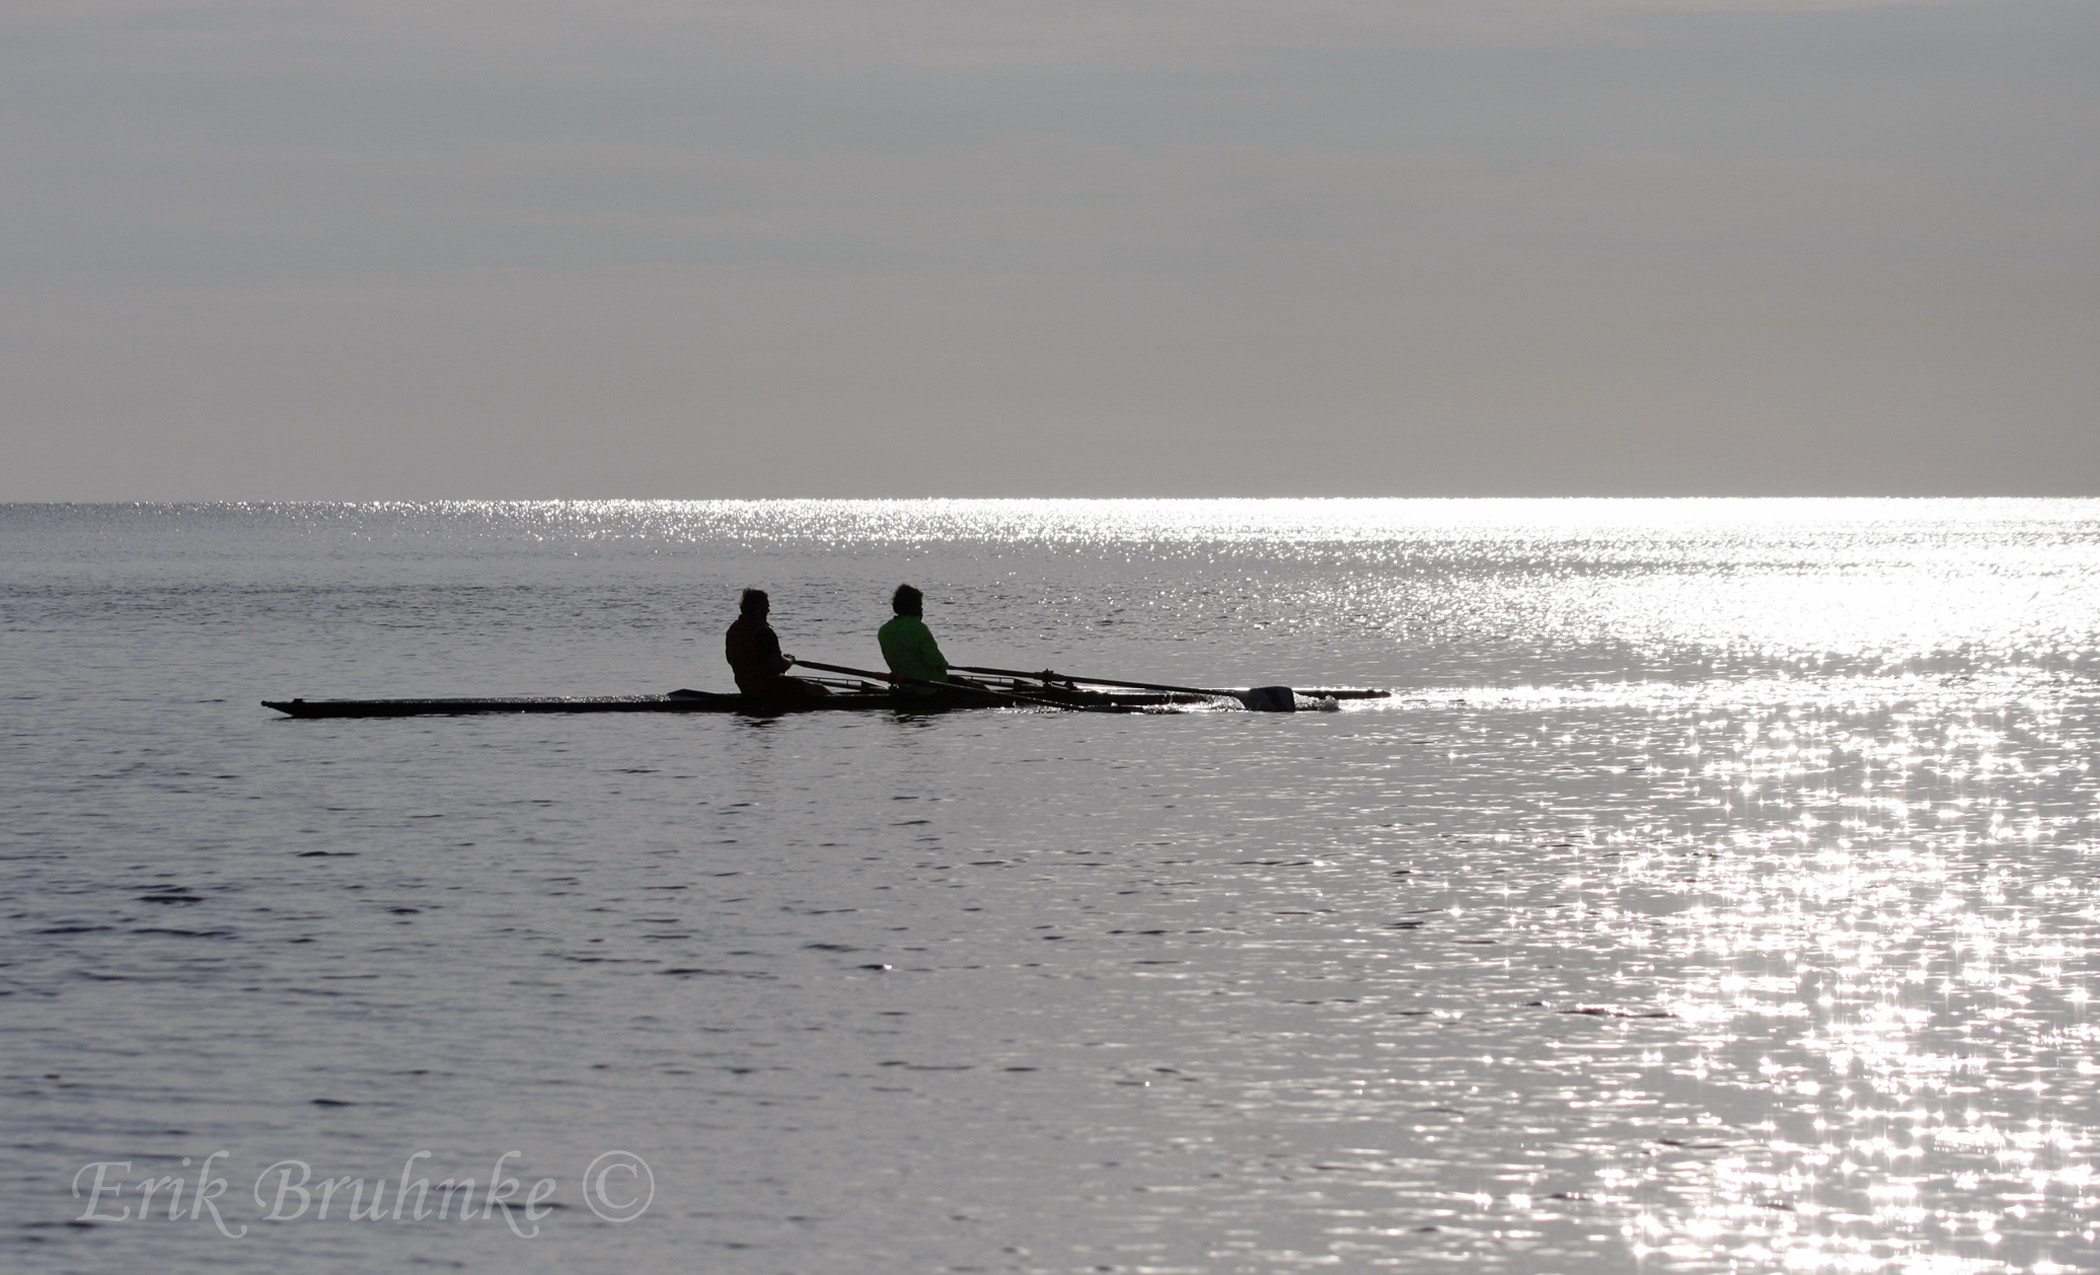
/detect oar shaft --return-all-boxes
[792,659,1111,713]
[955,664,1229,698]
[793,658,941,688]
[954,664,1388,701]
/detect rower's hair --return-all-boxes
[891,584,922,616]
[740,588,769,616]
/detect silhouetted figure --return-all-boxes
[725,589,828,700]
[877,584,950,693]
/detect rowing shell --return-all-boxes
[260,681,1390,718]
[262,686,1206,718]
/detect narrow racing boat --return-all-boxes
[263,662,1391,718]
[263,685,1197,718]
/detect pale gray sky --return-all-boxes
[4,0,2095,497]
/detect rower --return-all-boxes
[725,589,829,700]
[877,584,951,693]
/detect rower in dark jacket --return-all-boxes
[725,589,828,700]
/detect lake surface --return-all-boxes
[5,499,2099,1273]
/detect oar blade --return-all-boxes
[1235,686,1296,712]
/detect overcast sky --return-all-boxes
[3,0,2095,498]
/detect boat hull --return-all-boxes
[262,687,1196,718]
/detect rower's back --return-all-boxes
[878,584,949,690]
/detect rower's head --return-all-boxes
[740,588,770,617]
[891,584,923,616]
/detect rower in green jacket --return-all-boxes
[878,584,950,692]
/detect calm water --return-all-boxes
[5,499,2099,1273]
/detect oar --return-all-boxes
[791,660,1132,714]
[953,664,1303,712]
[799,675,878,690]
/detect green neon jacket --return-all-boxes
[878,614,949,690]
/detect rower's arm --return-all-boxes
[757,624,792,674]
